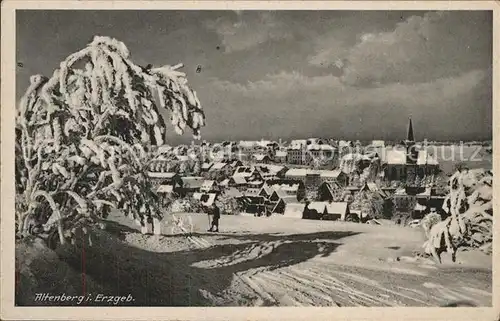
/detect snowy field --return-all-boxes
[78,210,493,307]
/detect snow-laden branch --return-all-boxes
[15,35,206,246]
[423,169,493,262]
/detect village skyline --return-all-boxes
[16,10,492,144]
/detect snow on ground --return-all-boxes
[85,211,493,307]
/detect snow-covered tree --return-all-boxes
[15,36,205,246]
[350,189,384,220]
[423,169,493,262]
[215,193,242,215]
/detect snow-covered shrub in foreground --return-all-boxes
[15,35,205,247]
[423,169,492,262]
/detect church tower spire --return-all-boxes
[407,116,414,142]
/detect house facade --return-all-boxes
[274,150,287,163]
[286,143,336,165]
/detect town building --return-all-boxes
[319,170,348,186]
[274,150,287,163]
[252,153,272,164]
[255,164,288,180]
[207,162,234,179]
[317,182,343,202]
[382,117,439,184]
[271,195,301,215]
[178,176,205,197]
[286,143,335,165]
[147,172,182,188]
[304,201,350,221]
[200,180,219,193]
[265,179,306,201]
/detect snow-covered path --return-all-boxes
[103,212,492,307]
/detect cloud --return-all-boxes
[211,71,343,97]
[309,11,492,87]
[204,11,293,53]
[203,68,490,140]
[211,68,487,103]
[307,36,351,68]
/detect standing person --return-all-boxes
[205,205,212,232]
[208,203,220,232]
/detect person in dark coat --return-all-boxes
[208,204,220,232]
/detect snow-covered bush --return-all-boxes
[423,169,493,262]
[339,153,380,186]
[350,190,384,220]
[15,36,205,246]
[215,193,242,215]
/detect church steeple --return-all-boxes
[407,116,414,142]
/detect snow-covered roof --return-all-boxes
[268,183,300,194]
[256,164,285,174]
[200,180,216,190]
[363,182,379,192]
[157,185,173,193]
[394,187,407,195]
[234,166,255,177]
[414,203,427,211]
[229,160,242,167]
[385,150,407,165]
[181,176,204,188]
[247,180,263,186]
[319,170,342,178]
[239,140,256,148]
[244,188,262,196]
[290,139,307,146]
[275,150,287,157]
[210,162,228,170]
[231,176,247,185]
[260,185,273,195]
[272,196,299,212]
[325,202,349,215]
[308,201,349,217]
[307,144,335,151]
[201,162,214,170]
[371,140,385,147]
[285,168,308,177]
[280,184,299,192]
[271,189,290,199]
[364,151,379,159]
[283,203,306,217]
[219,179,230,186]
[308,202,327,213]
[284,202,305,210]
[255,140,274,148]
[253,154,270,161]
[338,140,352,148]
[417,150,439,165]
[147,172,177,179]
[224,187,243,198]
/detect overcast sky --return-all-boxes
[16,10,492,143]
